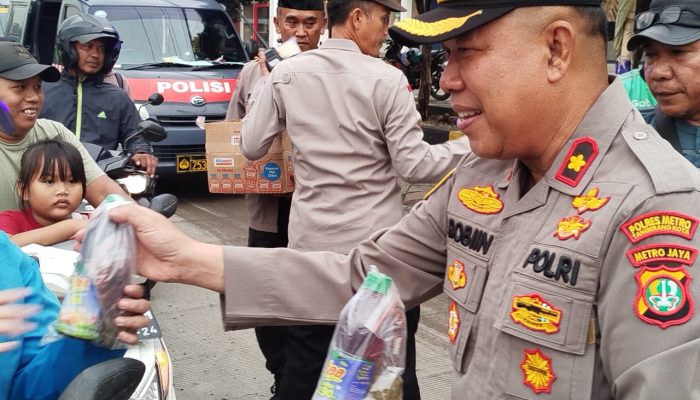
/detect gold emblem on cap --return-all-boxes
[393,10,483,37]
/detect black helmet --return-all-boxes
[57,14,122,74]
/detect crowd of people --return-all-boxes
[1,0,700,398]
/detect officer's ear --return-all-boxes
[543,20,575,83]
[349,6,366,31]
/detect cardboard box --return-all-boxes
[205,121,294,194]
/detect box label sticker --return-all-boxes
[262,162,282,181]
[214,157,234,167]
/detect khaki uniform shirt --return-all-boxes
[222,79,700,398]
[226,61,282,233]
[241,39,470,253]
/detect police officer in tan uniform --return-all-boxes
[241,1,469,398]
[224,1,326,397]
[97,0,700,398]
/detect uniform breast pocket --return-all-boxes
[494,273,596,399]
[444,247,489,374]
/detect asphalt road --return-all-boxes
[150,176,452,400]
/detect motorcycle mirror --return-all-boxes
[58,358,145,400]
[149,193,178,218]
[147,93,164,106]
[137,119,168,143]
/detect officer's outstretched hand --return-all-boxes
[0,288,40,352]
[132,153,158,177]
[74,204,225,294]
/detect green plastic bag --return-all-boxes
[620,68,657,110]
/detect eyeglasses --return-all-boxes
[635,6,700,32]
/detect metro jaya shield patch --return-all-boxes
[447,260,467,290]
[457,185,504,215]
[521,349,556,394]
[621,211,699,243]
[448,301,460,343]
[572,188,610,214]
[510,294,562,334]
[635,266,694,328]
[554,216,591,240]
[626,244,698,267]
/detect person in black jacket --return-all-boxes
[628,0,700,167]
[40,14,158,176]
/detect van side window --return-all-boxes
[7,4,28,42]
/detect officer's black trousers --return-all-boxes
[247,197,292,394]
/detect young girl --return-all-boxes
[0,139,88,247]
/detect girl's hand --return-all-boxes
[0,288,41,353]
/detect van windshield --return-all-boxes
[89,6,246,67]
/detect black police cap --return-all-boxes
[390,0,602,45]
[278,0,325,11]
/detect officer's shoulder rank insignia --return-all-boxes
[448,259,467,290]
[626,243,698,267]
[635,266,694,328]
[521,349,556,394]
[555,137,598,187]
[448,301,460,343]
[621,211,699,243]
[510,294,562,334]
[572,188,610,214]
[554,216,591,240]
[457,185,504,214]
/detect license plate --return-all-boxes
[137,309,163,340]
[176,154,207,173]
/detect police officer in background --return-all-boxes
[626,0,700,166]
[224,0,326,397]
[241,0,469,398]
[86,0,700,398]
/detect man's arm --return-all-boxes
[117,93,152,155]
[84,175,129,207]
[598,193,700,398]
[240,68,286,160]
[383,73,470,183]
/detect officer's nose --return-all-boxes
[440,58,462,94]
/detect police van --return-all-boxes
[3,0,248,176]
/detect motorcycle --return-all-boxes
[82,93,168,207]
[22,193,179,400]
[384,39,450,101]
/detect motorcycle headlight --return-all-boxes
[155,348,171,399]
[129,339,172,400]
[118,174,149,196]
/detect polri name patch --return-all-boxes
[621,211,699,243]
[626,244,698,267]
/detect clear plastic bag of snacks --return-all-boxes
[313,267,406,400]
[53,195,135,348]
